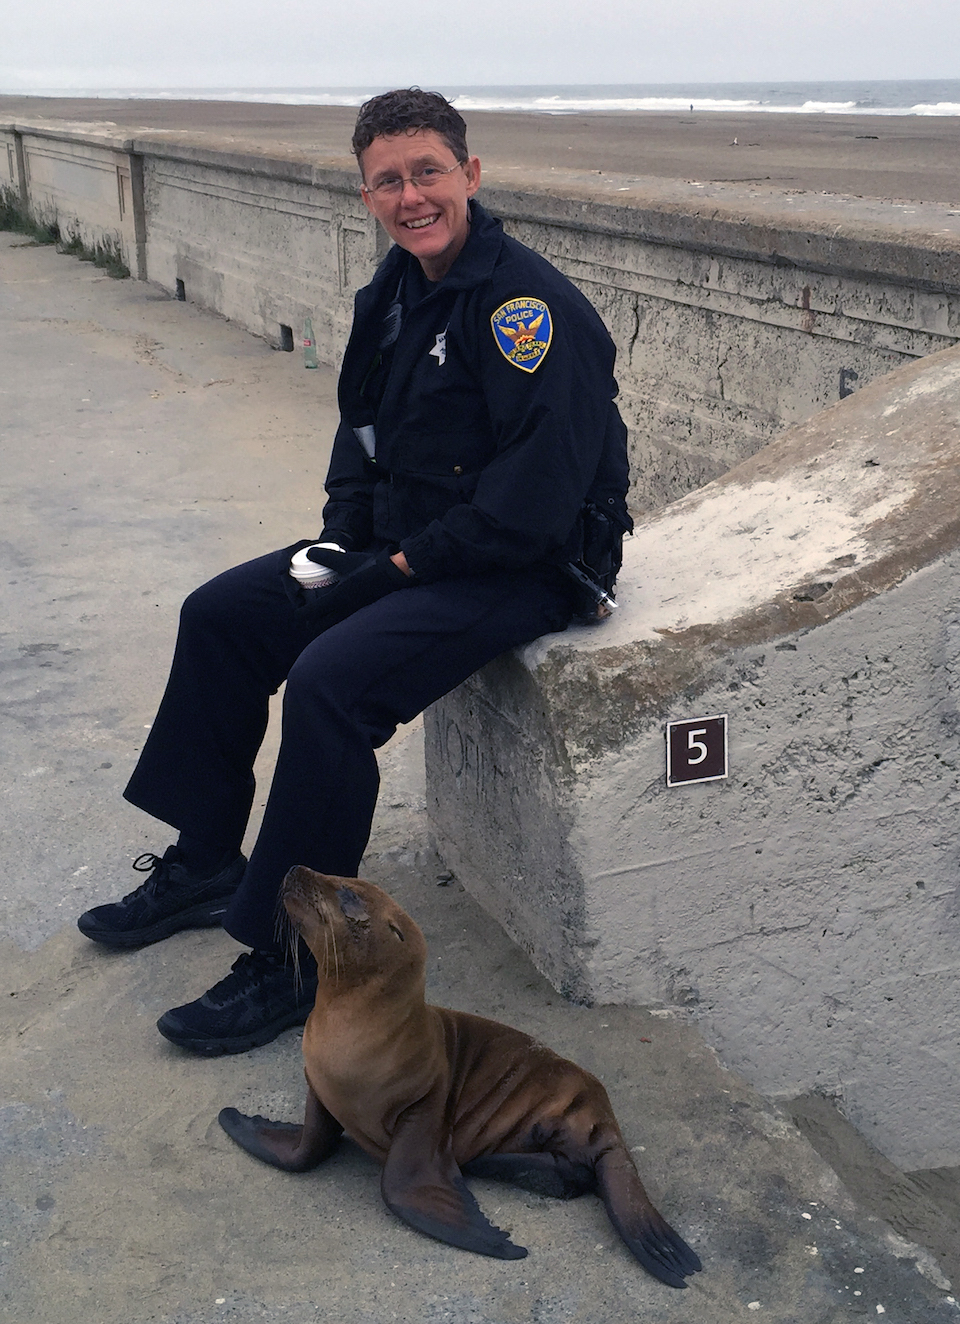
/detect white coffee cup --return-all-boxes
[289,542,345,589]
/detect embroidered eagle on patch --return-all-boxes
[491,298,553,372]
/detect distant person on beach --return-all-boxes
[77,88,631,1055]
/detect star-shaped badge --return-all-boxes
[429,329,447,366]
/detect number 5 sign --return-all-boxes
[666,715,728,786]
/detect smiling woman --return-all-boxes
[358,131,480,282]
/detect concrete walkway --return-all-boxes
[1,232,957,1323]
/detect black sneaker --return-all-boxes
[77,846,246,950]
[156,950,319,1055]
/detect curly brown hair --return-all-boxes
[351,88,469,170]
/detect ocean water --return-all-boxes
[9,80,960,116]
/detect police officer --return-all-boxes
[77,88,631,1054]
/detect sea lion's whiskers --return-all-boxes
[274,893,308,991]
[290,931,303,990]
[320,908,340,983]
[273,897,292,946]
[278,907,300,983]
[330,922,342,984]
[313,892,343,983]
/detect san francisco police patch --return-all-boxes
[491,297,553,373]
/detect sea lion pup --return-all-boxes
[218,866,702,1290]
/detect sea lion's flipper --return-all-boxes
[595,1148,702,1289]
[463,1151,593,1200]
[219,1087,343,1173]
[382,1103,527,1260]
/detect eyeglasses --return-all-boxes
[362,161,465,198]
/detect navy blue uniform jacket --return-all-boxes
[321,200,630,582]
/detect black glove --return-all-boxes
[307,546,411,630]
[305,546,376,577]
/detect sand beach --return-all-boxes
[1,93,959,205]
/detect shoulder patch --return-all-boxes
[491,297,553,373]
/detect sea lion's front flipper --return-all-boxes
[219,1086,343,1173]
[382,1102,527,1260]
[596,1148,702,1289]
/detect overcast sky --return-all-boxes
[3,0,958,90]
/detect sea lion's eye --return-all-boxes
[388,923,405,942]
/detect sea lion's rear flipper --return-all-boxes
[218,1086,343,1173]
[382,1102,527,1260]
[462,1151,593,1200]
[595,1148,702,1289]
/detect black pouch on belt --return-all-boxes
[566,501,631,622]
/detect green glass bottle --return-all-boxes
[302,317,318,369]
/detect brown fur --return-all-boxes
[218,867,701,1287]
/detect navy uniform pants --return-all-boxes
[123,546,573,952]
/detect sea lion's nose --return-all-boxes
[336,887,370,923]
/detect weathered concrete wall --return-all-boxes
[3,119,959,509]
[1,127,25,200]
[426,342,960,1172]
[6,123,143,274]
[483,181,960,509]
[137,137,376,356]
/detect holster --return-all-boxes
[567,501,632,622]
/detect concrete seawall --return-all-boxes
[3,115,959,1172]
[429,342,960,1171]
[3,117,960,511]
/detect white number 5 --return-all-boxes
[687,729,708,764]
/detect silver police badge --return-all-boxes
[491,297,553,373]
